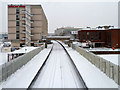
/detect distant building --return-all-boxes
[48,33,55,36]
[78,28,120,48]
[8,4,48,48]
[55,27,81,40]
[0,32,8,40]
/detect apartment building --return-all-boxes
[8,4,48,48]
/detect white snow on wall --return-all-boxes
[98,54,119,65]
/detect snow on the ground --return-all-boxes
[32,41,83,88]
[0,47,39,65]
[98,54,119,66]
[1,45,52,88]
[73,42,88,47]
[88,48,120,51]
[61,42,118,88]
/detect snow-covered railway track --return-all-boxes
[27,41,88,89]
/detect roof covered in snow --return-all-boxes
[47,36,70,39]
[8,47,38,54]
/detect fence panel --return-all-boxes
[75,45,119,85]
[1,45,45,83]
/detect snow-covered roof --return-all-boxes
[8,47,38,54]
[79,28,106,31]
[47,36,70,39]
[88,48,120,52]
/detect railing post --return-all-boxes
[45,40,47,48]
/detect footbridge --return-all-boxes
[45,36,72,48]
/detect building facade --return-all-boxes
[78,28,120,48]
[8,5,48,48]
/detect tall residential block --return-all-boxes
[8,4,48,48]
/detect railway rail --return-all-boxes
[27,41,88,89]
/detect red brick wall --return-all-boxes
[78,29,120,48]
[78,30,106,42]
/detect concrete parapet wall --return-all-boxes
[0,45,45,83]
[72,44,119,85]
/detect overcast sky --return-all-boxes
[0,0,119,33]
[41,2,118,33]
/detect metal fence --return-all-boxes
[0,45,45,83]
[72,44,120,85]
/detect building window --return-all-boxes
[16,26,19,30]
[79,32,81,41]
[109,31,111,46]
[16,8,19,14]
[16,34,19,39]
[87,32,89,40]
[91,32,93,40]
[95,32,97,40]
[16,31,19,33]
[16,21,19,26]
[99,32,101,40]
[16,15,19,20]
[83,32,85,40]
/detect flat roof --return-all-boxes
[8,47,38,54]
[47,36,70,39]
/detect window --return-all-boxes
[95,32,97,40]
[16,8,19,14]
[83,32,85,40]
[16,31,19,33]
[16,15,19,20]
[16,34,19,39]
[99,32,101,40]
[91,32,93,40]
[16,21,19,26]
[16,26,19,30]
[79,32,81,41]
[109,31,111,46]
[87,32,89,40]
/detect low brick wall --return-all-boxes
[72,44,119,85]
[0,45,45,83]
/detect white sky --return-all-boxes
[0,0,119,33]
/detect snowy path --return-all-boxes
[32,42,84,88]
[61,42,118,88]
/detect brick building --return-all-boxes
[78,28,120,48]
[8,4,48,48]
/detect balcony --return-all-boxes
[30,20,34,23]
[21,37,26,40]
[22,10,33,17]
[22,17,33,24]
[30,34,34,37]
[22,30,26,34]
[22,23,26,27]
[21,17,26,20]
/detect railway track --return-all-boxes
[27,41,88,89]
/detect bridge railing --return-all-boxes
[0,45,45,83]
[72,44,120,85]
